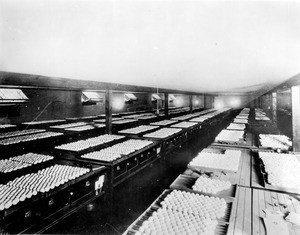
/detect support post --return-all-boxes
[105,90,112,134]
[292,86,300,152]
[164,93,169,117]
[272,92,277,124]
[189,95,193,113]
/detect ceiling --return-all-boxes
[1,0,300,94]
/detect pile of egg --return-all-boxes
[160,190,227,219]
[233,118,248,124]
[143,128,182,139]
[50,122,87,129]
[171,113,200,121]
[136,207,218,235]
[189,116,209,123]
[192,176,231,194]
[55,134,124,151]
[0,124,16,129]
[255,116,270,121]
[0,129,45,139]
[0,165,90,210]
[10,153,54,165]
[94,117,124,123]
[82,151,121,162]
[81,139,153,162]
[0,132,63,146]
[189,149,241,172]
[215,130,245,142]
[22,120,65,125]
[259,134,292,150]
[0,153,53,173]
[226,123,246,131]
[65,124,105,132]
[150,120,177,126]
[113,119,137,124]
[0,160,30,173]
[171,121,197,129]
[119,125,158,135]
[259,152,300,187]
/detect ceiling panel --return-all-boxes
[0,0,299,93]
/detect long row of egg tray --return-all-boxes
[170,121,198,129]
[215,129,245,142]
[55,134,125,151]
[149,120,178,126]
[259,134,292,150]
[118,125,158,135]
[189,149,241,172]
[0,153,54,173]
[123,113,153,119]
[0,131,63,146]
[255,116,270,121]
[81,139,153,162]
[226,123,246,131]
[192,176,231,194]
[259,152,300,188]
[0,129,45,139]
[22,119,65,125]
[137,115,157,120]
[189,116,209,123]
[170,114,195,121]
[0,165,90,210]
[235,113,249,119]
[64,123,105,132]
[50,122,88,129]
[112,119,137,124]
[93,117,124,123]
[143,128,182,139]
[233,118,248,124]
[0,124,17,129]
[134,207,219,235]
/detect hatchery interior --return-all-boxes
[1,1,300,234]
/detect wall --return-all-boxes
[0,88,105,124]
[111,92,160,113]
[214,95,244,109]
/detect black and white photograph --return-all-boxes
[0,0,300,234]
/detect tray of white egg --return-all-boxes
[170,174,236,199]
[258,151,300,194]
[118,125,160,137]
[0,164,91,212]
[54,134,125,155]
[170,121,199,129]
[188,149,242,173]
[215,130,246,145]
[258,134,292,151]
[124,189,233,235]
[81,139,155,165]
[149,120,178,127]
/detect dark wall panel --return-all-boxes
[6,89,104,124]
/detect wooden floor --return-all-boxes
[252,189,300,235]
[227,187,252,235]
